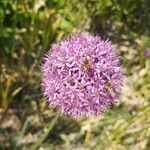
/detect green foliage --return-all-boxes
[0,0,150,150]
[86,0,150,43]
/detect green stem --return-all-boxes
[31,113,60,150]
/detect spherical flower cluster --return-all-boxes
[144,48,150,57]
[42,33,124,117]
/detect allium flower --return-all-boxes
[144,48,150,57]
[42,33,124,117]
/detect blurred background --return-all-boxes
[0,0,150,149]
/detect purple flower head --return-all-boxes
[42,33,124,117]
[144,48,150,57]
